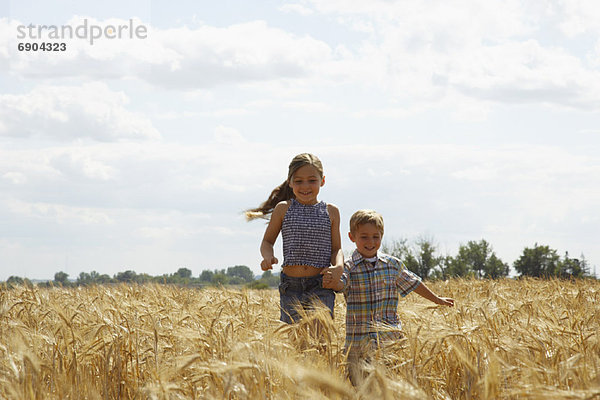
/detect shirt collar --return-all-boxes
[351,249,381,268]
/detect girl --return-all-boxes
[246,153,344,323]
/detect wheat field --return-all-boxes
[1,278,599,399]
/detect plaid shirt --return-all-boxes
[342,249,421,347]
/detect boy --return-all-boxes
[324,209,454,384]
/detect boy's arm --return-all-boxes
[413,282,455,307]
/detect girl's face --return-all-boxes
[288,164,324,205]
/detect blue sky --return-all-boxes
[1,0,599,280]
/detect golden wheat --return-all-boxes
[1,279,599,399]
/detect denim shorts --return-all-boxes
[278,272,335,324]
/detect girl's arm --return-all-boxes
[328,203,344,267]
[259,201,287,271]
[322,204,344,288]
[414,282,455,307]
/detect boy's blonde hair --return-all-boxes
[349,210,384,235]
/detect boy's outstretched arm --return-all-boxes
[414,282,455,307]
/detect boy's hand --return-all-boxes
[414,283,454,307]
[325,264,343,280]
[321,266,344,291]
[260,257,278,271]
[322,271,344,291]
[436,297,455,307]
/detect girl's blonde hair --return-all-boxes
[246,153,324,220]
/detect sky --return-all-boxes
[1,0,599,281]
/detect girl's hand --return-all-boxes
[261,257,278,271]
[322,265,343,280]
[321,267,344,291]
[436,297,455,307]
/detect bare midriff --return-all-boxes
[282,265,324,277]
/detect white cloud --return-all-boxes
[2,172,27,184]
[279,3,315,16]
[50,152,118,181]
[589,39,600,68]
[214,125,247,145]
[3,17,333,89]
[0,140,287,215]
[6,198,114,225]
[447,41,600,109]
[558,0,600,37]
[140,21,333,89]
[292,1,600,112]
[0,82,160,141]
[246,99,335,113]
[5,6,600,112]
[306,0,534,37]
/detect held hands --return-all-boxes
[321,265,344,291]
[261,257,278,271]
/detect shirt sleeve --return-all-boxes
[396,262,422,297]
[341,260,352,295]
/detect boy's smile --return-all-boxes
[349,222,382,259]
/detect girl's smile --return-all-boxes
[288,164,325,205]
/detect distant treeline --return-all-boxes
[4,266,280,290]
[382,238,593,280]
[2,239,595,289]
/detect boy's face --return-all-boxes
[349,222,382,258]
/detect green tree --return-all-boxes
[261,270,280,287]
[246,280,270,289]
[485,253,510,279]
[427,255,452,280]
[448,240,509,279]
[413,237,440,279]
[95,273,112,284]
[228,277,245,285]
[382,238,411,261]
[199,270,214,282]
[467,240,488,278]
[7,276,24,286]
[444,250,472,278]
[212,273,229,285]
[115,270,137,283]
[54,271,69,285]
[558,252,589,279]
[514,244,560,278]
[135,273,153,284]
[77,272,92,286]
[226,265,254,283]
[383,236,440,279]
[175,267,192,279]
[247,270,279,289]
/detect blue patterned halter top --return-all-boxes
[281,199,332,268]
